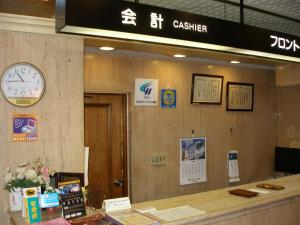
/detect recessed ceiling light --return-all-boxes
[173,54,186,58]
[230,60,240,64]
[61,26,300,62]
[99,46,115,51]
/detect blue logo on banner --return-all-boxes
[140,82,152,95]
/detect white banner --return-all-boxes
[134,78,158,106]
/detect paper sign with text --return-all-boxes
[102,197,131,213]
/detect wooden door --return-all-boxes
[84,94,127,209]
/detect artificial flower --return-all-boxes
[3,158,55,192]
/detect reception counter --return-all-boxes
[133,174,300,225]
[9,175,300,225]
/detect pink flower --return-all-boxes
[40,167,50,182]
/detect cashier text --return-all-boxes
[121,8,208,33]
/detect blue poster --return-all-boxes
[40,193,60,208]
[161,89,176,108]
[13,114,38,141]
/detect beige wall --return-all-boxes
[276,86,300,147]
[275,63,300,148]
[84,53,277,203]
[276,63,300,87]
[0,31,84,224]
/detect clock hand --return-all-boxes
[16,71,25,82]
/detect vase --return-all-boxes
[9,188,22,211]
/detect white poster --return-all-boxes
[228,150,240,183]
[135,78,158,106]
[84,147,89,186]
[180,138,207,185]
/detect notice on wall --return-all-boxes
[84,147,89,186]
[135,78,158,106]
[228,150,240,183]
[180,138,207,185]
[13,114,38,142]
[161,89,176,108]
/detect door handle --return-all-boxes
[113,179,124,187]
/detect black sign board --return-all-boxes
[56,0,300,61]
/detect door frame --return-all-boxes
[84,92,130,199]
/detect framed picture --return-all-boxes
[161,89,176,108]
[191,74,223,104]
[226,82,254,111]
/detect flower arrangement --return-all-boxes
[4,158,55,192]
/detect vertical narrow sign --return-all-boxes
[228,150,240,182]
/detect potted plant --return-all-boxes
[4,158,54,211]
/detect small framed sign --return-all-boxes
[226,82,254,111]
[161,89,176,108]
[191,74,223,104]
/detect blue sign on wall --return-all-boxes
[161,89,176,108]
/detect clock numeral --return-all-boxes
[8,72,14,79]
[6,86,12,92]
[20,67,26,74]
[20,90,25,96]
[14,89,18,96]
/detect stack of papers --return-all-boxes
[106,211,160,225]
[148,205,206,222]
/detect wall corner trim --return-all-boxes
[0,13,55,35]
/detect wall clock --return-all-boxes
[1,63,45,107]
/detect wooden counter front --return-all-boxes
[9,175,300,225]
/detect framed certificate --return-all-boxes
[191,74,223,104]
[226,82,254,111]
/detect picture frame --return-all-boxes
[191,74,224,104]
[226,82,254,111]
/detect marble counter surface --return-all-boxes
[132,174,300,225]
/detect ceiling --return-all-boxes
[85,37,285,68]
[0,0,298,66]
[0,0,55,18]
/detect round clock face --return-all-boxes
[1,63,45,107]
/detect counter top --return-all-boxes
[9,175,300,225]
[132,174,300,224]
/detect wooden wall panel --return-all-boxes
[276,63,300,87]
[84,53,277,203]
[276,86,300,147]
[0,31,84,225]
